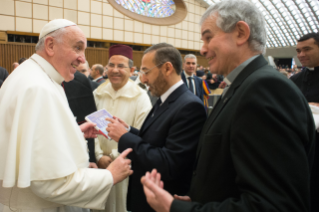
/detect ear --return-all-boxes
[44,36,55,57]
[234,21,250,46]
[162,62,174,77]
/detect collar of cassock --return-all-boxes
[31,54,65,85]
[307,66,319,71]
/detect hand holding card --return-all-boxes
[85,109,114,139]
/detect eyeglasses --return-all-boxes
[108,63,129,70]
[140,62,165,76]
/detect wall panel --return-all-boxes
[0,44,208,75]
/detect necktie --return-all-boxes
[152,98,162,117]
[188,77,194,93]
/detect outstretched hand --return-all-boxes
[80,122,99,138]
[141,169,174,212]
[107,148,133,184]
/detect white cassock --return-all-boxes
[93,80,152,212]
[0,54,114,212]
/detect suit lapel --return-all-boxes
[139,84,189,135]
[181,72,186,83]
[195,55,268,157]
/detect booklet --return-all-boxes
[85,109,113,139]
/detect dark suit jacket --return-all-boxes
[90,80,99,91]
[63,71,97,163]
[290,67,319,212]
[0,66,8,87]
[171,55,315,212]
[118,84,207,212]
[96,77,105,85]
[181,72,204,101]
[206,72,223,90]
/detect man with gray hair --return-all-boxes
[91,64,106,85]
[140,1,315,212]
[0,19,133,212]
[181,54,204,101]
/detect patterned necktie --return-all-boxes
[188,77,194,93]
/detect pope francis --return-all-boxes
[0,19,133,212]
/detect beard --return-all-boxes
[148,70,168,97]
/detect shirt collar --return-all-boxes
[93,76,103,82]
[223,55,259,86]
[184,71,194,78]
[160,80,183,104]
[31,54,65,85]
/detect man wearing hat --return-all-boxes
[0,19,133,212]
[93,44,152,212]
[105,43,207,212]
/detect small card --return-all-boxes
[85,109,113,139]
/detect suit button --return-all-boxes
[193,171,196,176]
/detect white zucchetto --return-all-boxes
[39,19,76,39]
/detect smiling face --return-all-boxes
[51,26,87,82]
[107,55,132,90]
[200,15,237,76]
[296,38,319,68]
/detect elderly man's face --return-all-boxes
[200,16,236,76]
[140,51,168,97]
[52,26,87,82]
[296,38,319,68]
[107,55,132,90]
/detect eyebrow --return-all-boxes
[201,29,211,37]
[297,46,312,50]
[76,41,85,45]
[141,67,149,71]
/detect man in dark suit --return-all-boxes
[181,54,204,101]
[290,32,319,212]
[140,1,315,212]
[62,71,98,165]
[78,61,99,91]
[0,66,8,87]
[91,64,106,85]
[105,43,207,212]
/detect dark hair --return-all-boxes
[18,57,27,65]
[94,64,104,75]
[144,43,183,75]
[298,33,319,47]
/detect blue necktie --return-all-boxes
[188,77,194,93]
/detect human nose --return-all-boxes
[200,43,207,57]
[140,73,147,84]
[78,51,86,64]
[298,51,305,57]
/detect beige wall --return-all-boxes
[0,0,206,51]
